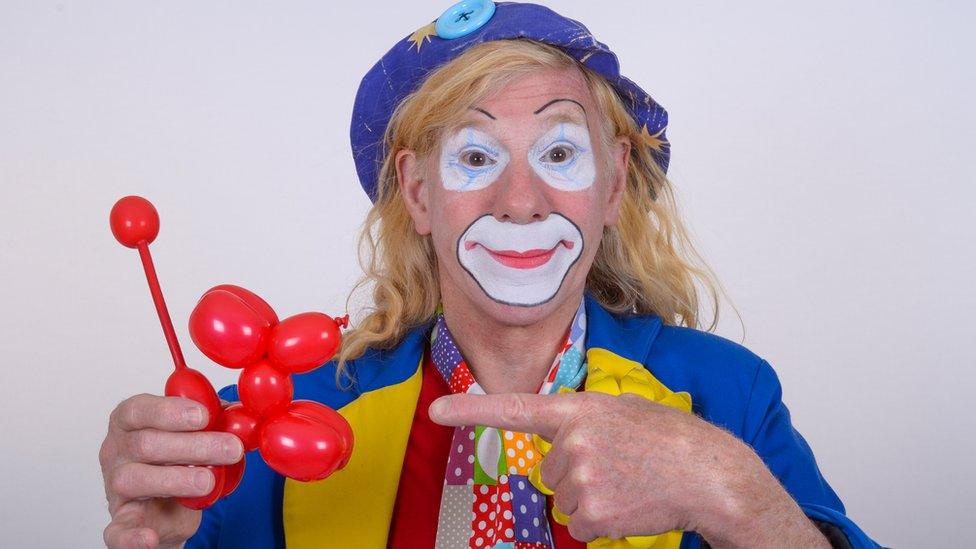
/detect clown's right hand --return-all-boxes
[100,394,244,549]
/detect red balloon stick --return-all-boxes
[110,196,186,371]
[136,242,188,371]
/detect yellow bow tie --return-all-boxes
[528,347,691,549]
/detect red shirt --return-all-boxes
[388,349,584,548]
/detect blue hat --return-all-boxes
[350,0,670,203]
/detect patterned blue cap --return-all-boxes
[350,1,670,203]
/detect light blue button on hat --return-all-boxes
[435,0,497,39]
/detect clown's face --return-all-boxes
[398,66,630,326]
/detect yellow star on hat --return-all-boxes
[407,22,437,52]
[640,124,669,152]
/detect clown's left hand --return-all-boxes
[429,392,830,548]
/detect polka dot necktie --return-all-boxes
[430,298,587,548]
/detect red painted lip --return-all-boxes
[465,240,575,269]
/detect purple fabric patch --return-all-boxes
[509,474,550,544]
[431,315,463,380]
[444,425,476,486]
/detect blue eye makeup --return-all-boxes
[529,123,595,191]
[440,123,595,192]
[440,127,510,192]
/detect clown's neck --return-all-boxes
[439,289,582,394]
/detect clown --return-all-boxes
[100,2,882,548]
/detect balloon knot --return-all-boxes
[336,314,349,329]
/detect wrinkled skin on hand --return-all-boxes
[100,394,243,548]
[430,391,830,548]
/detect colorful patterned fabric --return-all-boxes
[430,298,587,548]
[386,349,584,548]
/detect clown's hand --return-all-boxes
[99,394,243,548]
[428,392,830,548]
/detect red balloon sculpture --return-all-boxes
[110,196,353,509]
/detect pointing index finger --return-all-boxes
[428,392,579,439]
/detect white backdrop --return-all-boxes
[1,1,973,547]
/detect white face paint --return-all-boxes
[457,213,584,307]
[439,127,511,192]
[528,122,596,191]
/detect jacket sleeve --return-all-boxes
[185,500,223,548]
[741,359,884,549]
[183,384,239,548]
[185,383,286,549]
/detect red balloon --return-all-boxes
[268,312,343,374]
[109,196,159,248]
[219,456,246,498]
[165,368,221,431]
[177,464,226,510]
[259,411,344,481]
[206,284,279,327]
[189,290,271,369]
[216,403,260,451]
[238,360,293,418]
[289,400,354,468]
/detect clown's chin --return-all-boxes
[457,215,584,307]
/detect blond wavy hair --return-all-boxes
[337,39,728,382]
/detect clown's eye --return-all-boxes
[541,145,575,164]
[460,149,496,168]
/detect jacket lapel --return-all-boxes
[282,326,430,548]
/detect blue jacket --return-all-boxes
[188,293,881,548]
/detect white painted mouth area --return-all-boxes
[457,214,583,307]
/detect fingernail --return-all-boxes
[224,437,243,460]
[193,469,213,492]
[183,407,205,428]
[429,397,449,419]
